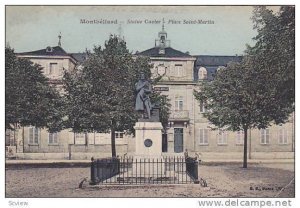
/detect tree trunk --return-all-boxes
[248,129,252,159]
[85,133,88,146]
[22,126,25,153]
[243,128,248,168]
[111,126,116,158]
[13,123,17,146]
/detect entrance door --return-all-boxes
[174,128,183,153]
[162,133,168,152]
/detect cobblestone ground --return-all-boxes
[5,163,294,198]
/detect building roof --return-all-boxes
[137,47,191,58]
[17,46,69,57]
[206,66,218,81]
[70,53,87,63]
[194,55,242,67]
[193,56,243,81]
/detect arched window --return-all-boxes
[46,46,53,53]
[198,67,207,80]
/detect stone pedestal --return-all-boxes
[134,122,163,156]
[133,122,165,177]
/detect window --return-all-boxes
[159,48,165,55]
[260,129,270,144]
[174,64,183,77]
[278,129,288,144]
[236,130,244,145]
[175,96,184,111]
[115,131,124,139]
[199,129,209,145]
[217,66,225,72]
[29,127,39,144]
[217,130,227,145]
[75,133,86,145]
[200,101,206,113]
[198,67,207,80]
[94,133,106,144]
[46,46,53,52]
[48,132,58,144]
[49,63,58,74]
[5,129,11,146]
[88,133,94,145]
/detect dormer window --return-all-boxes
[199,67,207,80]
[46,46,53,53]
[217,66,225,72]
[159,48,165,54]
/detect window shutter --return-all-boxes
[29,127,33,144]
[204,129,208,144]
[199,129,203,144]
[34,128,39,144]
[266,129,270,144]
[260,130,264,144]
[279,129,283,144]
[199,129,208,144]
[54,133,58,143]
[49,133,52,144]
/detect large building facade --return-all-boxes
[6,29,294,160]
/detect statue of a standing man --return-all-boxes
[135,72,153,119]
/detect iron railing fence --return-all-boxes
[90,156,199,185]
[185,157,199,182]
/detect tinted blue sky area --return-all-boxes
[5,6,280,55]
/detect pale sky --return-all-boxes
[5,6,280,56]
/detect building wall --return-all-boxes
[11,49,294,159]
[13,53,133,158]
[14,127,133,157]
[153,57,294,155]
[151,58,195,81]
[28,57,75,78]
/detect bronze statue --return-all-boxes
[135,72,153,118]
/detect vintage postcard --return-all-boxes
[4,4,295,208]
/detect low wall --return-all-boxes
[14,151,294,160]
[189,151,294,160]
[15,152,129,160]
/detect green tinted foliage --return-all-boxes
[5,47,63,131]
[63,35,170,134]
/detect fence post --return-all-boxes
[117,157,120,174]
[186,157,200,184]
[90,157,96,185]
[194,159,199,184]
